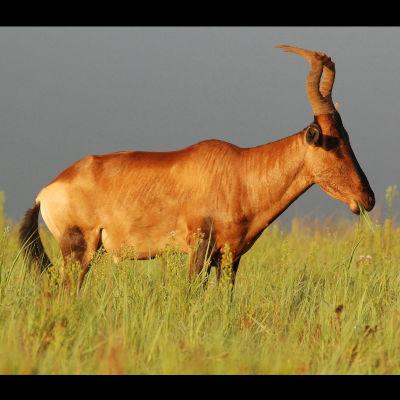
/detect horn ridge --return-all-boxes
[275,44,336,115]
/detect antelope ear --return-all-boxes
[306,124,321,145]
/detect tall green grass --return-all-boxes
[0,190,399,374]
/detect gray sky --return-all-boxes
[0,27,399,223]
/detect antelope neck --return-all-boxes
[241,131,313,227]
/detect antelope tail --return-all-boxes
[19,202,52,272]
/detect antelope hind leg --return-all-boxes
[60,226,101,289]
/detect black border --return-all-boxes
[0,3,399,26]
[0,374,398,395]
[1,13,399,386]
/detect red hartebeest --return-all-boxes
[19,45,375,288]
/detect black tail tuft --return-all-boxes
[19,203,52,272]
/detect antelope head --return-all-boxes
[276,44,375,214]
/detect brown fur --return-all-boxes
[60,226,87,264]
[20,50,375,288]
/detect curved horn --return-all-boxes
[319,56,335,100]
[275,44,336,115]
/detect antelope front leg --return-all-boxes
[216,255,241,287]
[188,238,214,289]
[188,244,210,281]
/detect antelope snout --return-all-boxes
[365,192,375,212]
[359,189,375,212]
[349,189,375,214]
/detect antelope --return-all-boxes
[19,45,375,288]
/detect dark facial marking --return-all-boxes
[307,118,341,152]
[322,135,340,151]
[332,112,349,140]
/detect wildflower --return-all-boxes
[357,254,373,266]
[335,304,344,315]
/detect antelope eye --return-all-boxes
[306,124,321,145]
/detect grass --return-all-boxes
[0,191,400,374]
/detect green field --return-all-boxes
[0,188,399,374]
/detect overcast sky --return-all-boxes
[0,27,399,223]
